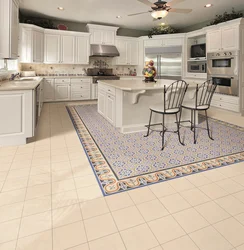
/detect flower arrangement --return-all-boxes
[143,60,157,82]
[148,25,178,38]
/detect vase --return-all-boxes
[144,77,156,83]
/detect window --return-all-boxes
[0,59,18,73]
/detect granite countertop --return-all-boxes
[98,79,196,91]
[0,77,43,91]
[43,75,92,79]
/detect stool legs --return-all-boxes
[176,109,184,146]
[161,114,165,150]
[205,110,214,140]
[144,110,152,137]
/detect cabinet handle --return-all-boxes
[80,80,82,81]
[108,90,111,92]
[80,95,83,97]
[108,95,111,98]
[80,87,83,88]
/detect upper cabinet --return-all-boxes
[19,24,44,63]
[0,0,19,58]
[86,24,119,45]
[44,32,61,63]
[144,36,183,48]
[75,35,90,64]
[206,25,239,52]
[115,37,139,66]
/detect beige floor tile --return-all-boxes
[32,157,51,167]
[173,208,209,233]
[16,230,52,250]
[236,244,244,250]
[202,169,227,182]
[137,199,169,222]
[180,188,211,206]
[215,195,244,216]
[30,165,51,176]
[0,219,20,244]
[80,197,109,219]
[13,153,32,161]
[51,154,70,163]
[32,150,51,158]
[128,187,156,204]
[214,218,244,247]
[233,190,244,203]
[199,183,229,200]
[84,213,117,241]
[23,196,51,217]
[77,185,103,202]
[0,163,11,172]
[162,235,199,250]
[150,247,163,250]
[52,169,73,182]
[218,166,242,178]
[105,192,134,211]
[190,226,233,250]
[52,179,76,194]
[51,148,68,156]
[169,178,195,192]
[232,174,244,187]
[149,182,177,198]
[89,233,126,250]
[0,240,16,250]
[235,213,244,226]
[6,168,30,180]
[186,173,212,187]
[2,177,29,192]
[216,179,244,194]
[67,243,89,250]
[52,204,82,228]
[28,173,51,186]
[11,159,32,170]
[51,161,71,171]
[53,221,87,250]
[0,189,26,207]
[148,215,185,244]
[0,202,23,223]
[74,175,97,189]
[121,224,159,250]
[0,171,8,182]
[159,193,191,214]
[112,206,145,230]
[26,183,51,200]
[19,211,52,238]
[72,165,94,178]
[52,190,79,209]
[195,201,231,224]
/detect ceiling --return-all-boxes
[19,0,244,31]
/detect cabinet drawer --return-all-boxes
[70,78,91,83]
[55,79,70,84]
[212,101,239,112]
[212,94,239,105]
[71,84,90,91]
[71,92,90,100]
[98,84,116,95]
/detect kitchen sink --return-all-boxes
[14,78,35,82]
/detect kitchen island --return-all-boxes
[98,79,196,133]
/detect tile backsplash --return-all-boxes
[20,57,138,76]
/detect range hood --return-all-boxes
[90,44,120,57]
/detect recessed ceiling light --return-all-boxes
[116,16,122,18]
[204,4,213,8]
[57,7,64,10]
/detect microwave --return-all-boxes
[188,61,206,73]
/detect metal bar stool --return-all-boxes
[181,79,217,144]
[144,80,188,150]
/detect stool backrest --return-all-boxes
[195,79,217,108]
[164,80,188,112]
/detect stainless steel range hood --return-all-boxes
[90,44,120,57]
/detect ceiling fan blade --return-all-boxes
[128,10,152,16]
[137,0,156,8]
[169,8,192,13]
[166,0,185,6]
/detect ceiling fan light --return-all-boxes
[151,10,168,19]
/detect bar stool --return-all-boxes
[181,79,217,144]
[144,80,188,150]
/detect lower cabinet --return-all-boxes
[211,93,239,112]
[55,83,70,101]
[43,79,55,102]
[98,84,116,125]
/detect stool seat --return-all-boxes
[150,104,180,114]
[182,102,209,110]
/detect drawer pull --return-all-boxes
[108,90,111,92]
[80,87,83,88]
[80,95,83,97]
[108,95,111,98]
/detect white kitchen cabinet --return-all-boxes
[43,78,55,102]
[70,78,91,100]
[116,37,139,66]
[76,35,90,64]
[106,93,116,125]
[144,37,183,48]
[86,24,119,45]
[98,89,106,117]
[144,39,162,47]
[211,93,239,112]
[44,33,61,63]
[0,0,19,58]
[55,79,70,101]
[33,30,44,63]
[61,35,75,64]
[206,26,239,52]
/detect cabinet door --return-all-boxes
[10,0,19,58]
[163,38,182,47]
[91,29,103,44]
[206,30,221,52]
[116,39,127,65]
[144,39,162,47]
[103,30,115,45]
[98,90,106,117]
[129,40,139,65]
[61,35,75,64]
[33,30,44,63]
[43,79,55,102]
[44,34,60,63]
[19,28,32,63]
[55,84,70,101]
[221,26,239,51]
[76,36,89,64]
[106,94,115,125]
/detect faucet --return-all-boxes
[9,73,20,81]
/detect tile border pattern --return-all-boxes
[66,105,244,196]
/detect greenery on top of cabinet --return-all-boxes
[148,25,178,38]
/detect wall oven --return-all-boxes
[209,75,239,96]
[207,51,238,76]
[188,61,206,73]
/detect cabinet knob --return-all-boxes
[80,95,83,97]
[80,87,83,88]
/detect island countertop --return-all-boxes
[98,79,196,91]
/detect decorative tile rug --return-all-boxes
[66,104,244,195]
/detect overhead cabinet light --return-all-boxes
[204,4,213,8]
[57,7,64,10]
[151,10,168,19]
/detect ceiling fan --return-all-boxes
[128,0,192,20]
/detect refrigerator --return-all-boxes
[145,46,182,80]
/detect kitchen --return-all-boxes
[1,0,244,250]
